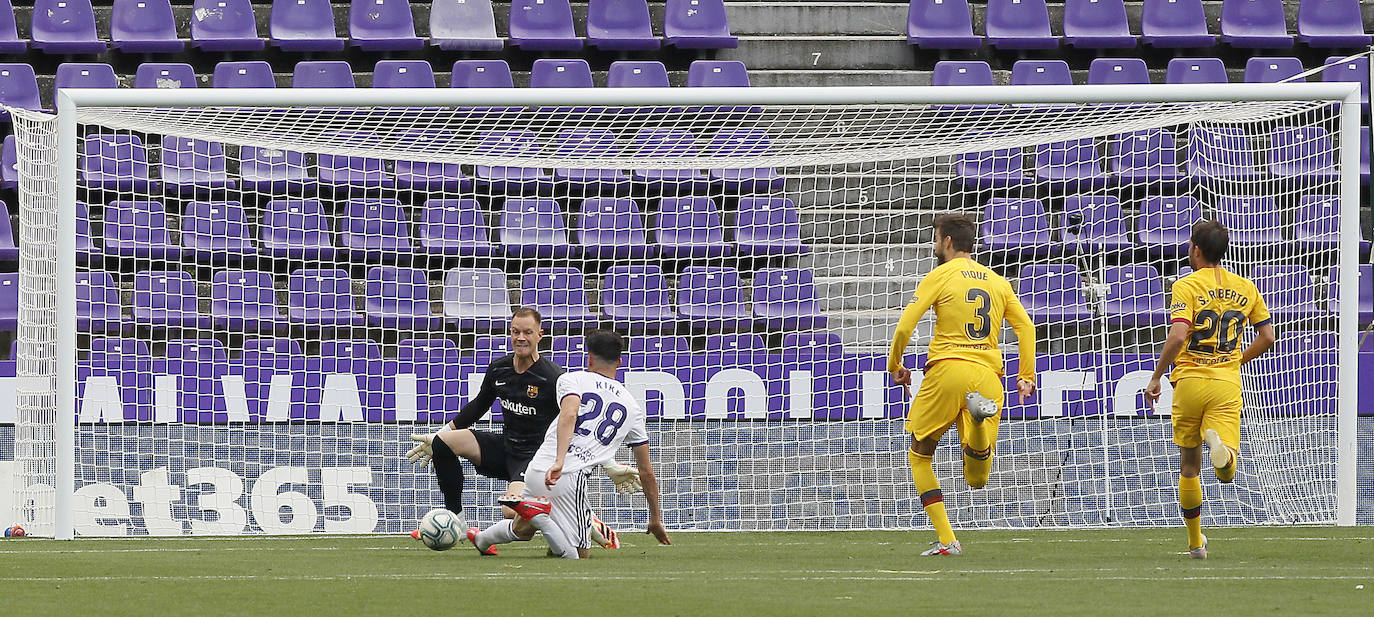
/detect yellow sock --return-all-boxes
[1179,475,1204,550]
[961,419,995,489]
[909,450,956,545]
[1215,450,1237,483]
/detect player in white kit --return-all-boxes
[468,329,671,558]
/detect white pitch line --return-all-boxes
[0,572,1368,584]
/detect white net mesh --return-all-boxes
[4,94,1356,535]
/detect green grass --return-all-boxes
[1,527,1371,616]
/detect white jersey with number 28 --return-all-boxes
[528,370,649,475]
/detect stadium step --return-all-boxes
[796,243,931,278]
[813,275,920,311]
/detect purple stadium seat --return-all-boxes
[686,60,751,87]
[270,0,344,51]
[509,0,582,51]
[1244,57,1304,83]
[986,0,1057,49]
[576,198,652,259]
[288,269,363,327]
[1136,195,1201,257]
[1018,265,1094,325]
[551,130,628,192]
[166,339,227,362]
[1141,0,1214,48]
[780,333,843,363]
[318,153,393,188]
[82,135,154,192]
[349,0,423,51]
[161,137,234,194]
[430,0,503,51]
[0,201,15,261]
[135,63,198,88]
[451,60,514,88]
[933,61,994,86]
[111,0,184,53]
[90,338,152,362]
[630,130,711,194]
[55,63,118,90]
[664,0,736,49]
[260,199,334,259]
[211,270,282,331]
[520,268,598,330]
[76,202,99,259]
[473,130,550,193]
[78,272,123,332]
[677,266,749,330]
[103,201,176,259]
[588,0,659,50]
[1035,139,1108,190]
[417,199,493,257]
[1060,195,1133,254]
[1064,0,1135,49]
[0,136,13,190]
[1254,265,1323,324]
[443,267,511,330]
[956,146,1027,188]
[191,0,264,51]
[502,199,574,258]
[1216,196,1284,246]
[1103,266,1168,327]
[657,197,732,259]
[608,61,670,88]
[372,60,435,88]
[1088,58,1150,85]
[318,340,380,373]
[239,147,315,193]
[134,271,209,328]
[473,335,509,355]
[704,129,783,191]
[242,338,302,363]
[906,0,981,49]
[1269,127,1339,182]
[181,200,255,261]
[1188,127,1261,182]
[395,159,466,191]
[0,64,41,116]
[1328,265,1374,323]
[1011,60,1072,86]
[1220,0,1293,48]
[980,198,1056,258]
[628,336,691,355]
[530,59,594,88]
[398,338,459,362]
[1295,196,1371,255]
[31,0,105,54]
[601,265,678,331]
[1322,56,1369,113]
[0,1,25,54]
[1165,57,1231,83]
[338,199,414,260]
[213,61,275,88]
[736,197,807,256]
[1109,129,1183,185]
[702,333,767,353]
[293,61,354,88]
[547,335,587,368]
[1298,0,1371,48]
[753,268,826,330]
[365,267,440,329]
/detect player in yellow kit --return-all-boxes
[1145,220,1277,559]
[888,214,1037,556]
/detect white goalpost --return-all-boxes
[2,83,1361,539]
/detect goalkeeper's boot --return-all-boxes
[1203,429,1233,471]
[408,529,421,541]
[920,540,962,556]
[511,497,552,521]
[966,392,998,423]
[466,527,499,556]
[1189,534,1208,560]
[589,515,620,549]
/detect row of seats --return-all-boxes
[0,59,751,113]
[73,265,827,332]
[909,0,1370,50]
[73,196,806,261]
[0,0,733,55]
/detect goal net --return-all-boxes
[3,85,1360,537]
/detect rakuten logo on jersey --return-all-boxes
[499,398,538,416]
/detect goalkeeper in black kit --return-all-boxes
[404,308,641,551]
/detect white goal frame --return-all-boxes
[36,83,1364,539]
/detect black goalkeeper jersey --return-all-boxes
[448,354,565,456]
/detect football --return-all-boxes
[4,525,25,538]
[417,509,462,551]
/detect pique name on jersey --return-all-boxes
[960,270,988,280]
[1205,288,1249,307]
[500,398,539,416]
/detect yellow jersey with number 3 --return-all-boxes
[1168,267,1271,386]
[887,258,1037,382]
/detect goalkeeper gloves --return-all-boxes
[406,432,437,468]
[603,462,642,495]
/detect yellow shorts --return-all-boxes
[906,359,1003,445]
[1170,377,1242,450]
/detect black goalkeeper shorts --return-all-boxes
[470,429,535,483]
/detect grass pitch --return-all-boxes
[1,527,1370,616]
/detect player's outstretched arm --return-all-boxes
[445,370,497,431]
[545,392,581,489]
[888,279,938,392]
[632,443,670,545]
[1145,321,1190,411]
[1004,289,1038,401]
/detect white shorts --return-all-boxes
[521,466,593,550]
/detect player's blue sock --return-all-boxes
[529,513,579,559]
[430,436,464,513]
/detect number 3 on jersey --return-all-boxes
[965,288,992,340]
[574,393,629,446]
